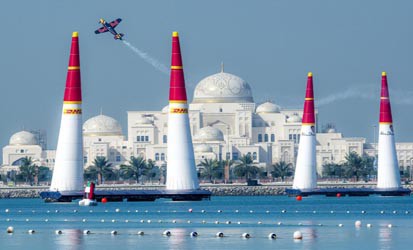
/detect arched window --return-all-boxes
[264,134,269,142]
[163,135,167,143]
[253,152,257,160]
[258,134,262,142]
[155,153,160,161]
[271,134,275,142]
[161,153,165,161]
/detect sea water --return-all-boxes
[0,196,412,249]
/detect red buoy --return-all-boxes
[296,195,302,201]
[101,197,108,203]
[336,193,341,198]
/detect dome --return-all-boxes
[287,113,302,123]
[9,131,37,145]
[195,126,224,141]
[193,71,254,103]
[256,102,281,113]
[135,115,153,125]
[194,144,213,153]
[162,105,169,113]
[83,115,122,136]
[327,128,337,133]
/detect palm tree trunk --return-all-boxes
[98,173,102,185]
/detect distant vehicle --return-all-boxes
[94,18,124,40]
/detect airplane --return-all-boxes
[94,18,124,40]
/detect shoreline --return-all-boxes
[1,183,411,198]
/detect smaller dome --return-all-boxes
[327,128,336,133]
[287,113,302,123]
[83,115,122,136]
[135,115,153,125]
[195,126,224,141]
[162,105,169,113]
[256,102,281,113]
[194,144,213,153]
[10,131,37,145]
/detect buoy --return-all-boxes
[380,211,385,214]
[158,220,163,223]
[242,233,250,238]
[82,219,86,222]
[89,210,93,213]
[237,221,242,225]
[137,231,144,235]
[101,197,107,203]
[188,208,193,213]
[355,220,362,227]
[268,233,277,239]
[47,210,50,213]
[266,210,270,213]
[115,208,120,213]
[346,211,350,214]
[6,219,10,222]
[281,210,286,213]
[55,210,59,213]
[140,220,144,223]
[172,220,176,224]
[73,210,78,213]
[215,221,220,224]
[387,224,393,228]
[336,193,341,198]
[258,221,262,224]
[147,220,151,223]
[235,210,239,213]
[250,210,254,213]
[55,230,63,235]
[111,219,116,223]
[28,230,35,234]
[190,232,198,237]
[366,224,372,228]
[101,219,105,223]
[226,221,231,224]
[331,211,334,214]
[45,219,49,222]
[296,195,302,201]
[202,220,206,224]
[135,210,139,213]
[277,222,282,225]
[392,210,397,214]
[26,219,29,222]
[405,211,410,214]
[338,224,343,227]
[201,210,205,213]
[361,211,366,214]
[318,223,323,226]
[6,226,14,234]
[163,230,171,236]
[111,230,117,235]
[298,223,303,226]
[125,220,129,223]
[293,231,302,240]
[313,211,317,214]
[187,220,191,224]
[217,210,222,213]
[105,210,108,213]
[216,232,224,237]
[83,230,90,235]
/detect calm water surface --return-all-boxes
[0,196,412,249]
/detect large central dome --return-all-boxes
[193,70,254,103]
[83,115,122,136]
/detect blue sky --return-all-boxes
[0,0,412,151]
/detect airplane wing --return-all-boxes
[109,18,122,28]
[94,26,108,34]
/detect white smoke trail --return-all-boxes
[122,40,169,75]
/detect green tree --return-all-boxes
[233,154,260,181]
[343,152,375,181]
[120,156,152,184]
[322,163,344,179]
[19,157,38,185]
[84,156,113,184]
[197,159,221,183]
[271,161,293,181]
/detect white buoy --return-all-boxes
[190,232,198,237]
[111,219,116,223]
[216,232,224,237]
[298,223,303,226]
[282,210,286,213]
[242,233,250,239]
[5,209,9,213]
[25,219,29,222]
[101,219,105,223]
[249,210,254,213]
[268,233,277,239]
[55,210,59,213]
[258,221,262,224]
[293,231,303,240]
[201,210,205,213]
[367,224,372,228]
[330,211,334,214]
[218,210,222,213]
[125,220,129,223]
[235,210,239,213]
[137,231,144,235]
[313,211,317,214]
[277,222,282,225]
[202,220,206,224]
[7,226,14,234]
[73,210,77,213]
[47,210,50,213]
[361,211,366,214]
[140,220,144,223]
[115,208,120,213]
[188,208,193,213]
[172,220,176,224]
[147,220,151,224]
[346,211,350,214]
[187,220,191,224]
[215,221,220,224]
[338,224,343,227]
[145,210,148,213]
[163,230,171,236]
[105,210,108,213]
[237,221,242,225]
[55,230,63,235]
[266,210,270,214]
[6,219,10,222]
[318,223,323,226]
[28,230,35,234]
[405,211,410,214]
[226,221,231,224]
[83,230,90,235]
[135,210,139,213]
[392,210,397,214]
[111,230,118,235]
[387,224,393,228]
[355,220,362,227]
[45,219,49,222]
[380,211,385,214]
[82,219,86,222]
[158,220,163,223]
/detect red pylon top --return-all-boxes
[302,72,315,125]
[169,31,187,103]
[380,72,393,124]
[63,32,82,103]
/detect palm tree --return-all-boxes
[233,154,260,181]
[322,163,344,179]
[271,161,293,182]
[222,159,234,183]
[343,152,375,181]
[120,156,151,184]
[197,158,220,183]
[85,156,113,184]
[19,156,37,185]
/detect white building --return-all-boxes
[2,69,412,177]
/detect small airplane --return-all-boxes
[94,18,124,40]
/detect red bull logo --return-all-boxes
[170,108,188,114]
[64,108,82,115]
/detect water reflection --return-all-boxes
[378,227,392,250]
[55,229,83,250]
